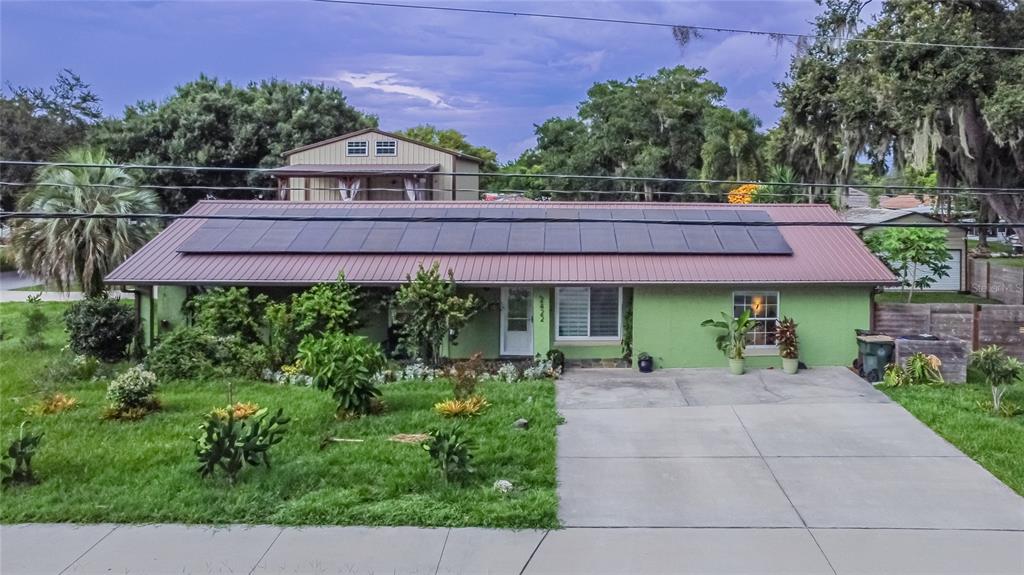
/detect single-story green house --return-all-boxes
[106,201,896,369]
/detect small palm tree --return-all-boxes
[11,148,159,296]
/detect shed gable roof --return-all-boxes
[280,128,483,163]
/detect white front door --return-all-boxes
[500,287,534,356]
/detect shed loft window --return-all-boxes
[556,287,621,340]
[733,291,779,346]
[346,141,368,156]
[375,141,397,156]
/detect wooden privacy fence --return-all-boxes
[872,302,1024,359]
[971,259,1024,304]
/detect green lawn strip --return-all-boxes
[884,383,1024,496]
[988,258,1024,268]
[967,239,1013,255]
[0,302,558,527]
[873,291,1000,304]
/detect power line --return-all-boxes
[3,160,1022,195]
[1,210,1018,229]
[308,0,1024,53]
[5,180,1016,201]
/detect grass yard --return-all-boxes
[874,291,1000,304]
[0,302,559,527]
[967,239,1013,255]
[884,382,1024,496]
[989,258,1024,268]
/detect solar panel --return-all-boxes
[175,206,792,256]
[614,222,654,252]
[544,222,581,252]
[579,222,616,252]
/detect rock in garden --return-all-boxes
[513,418,529,429]
[493,479,514,493]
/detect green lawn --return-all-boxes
[0,302,559,527]
[989,258,1024,268]
[874,291,999,304]
[967,239,1013,255]
[884,382,1024,496]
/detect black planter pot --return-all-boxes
[638,357,654,373]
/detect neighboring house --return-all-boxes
[266,128,483,202]
[106,201,896,369]
[844,207,968,292]
[845,187,871,209]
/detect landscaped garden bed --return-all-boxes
[0,301,559,527]
[882,356,1024,497]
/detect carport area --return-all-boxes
[537,367,1024,574]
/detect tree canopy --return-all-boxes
[774,0,1024,226]
[92,76,377,211]
[0,70,102,210]
[397,124,499,172]
[504,66,764,200]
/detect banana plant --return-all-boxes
[701,310,755,360]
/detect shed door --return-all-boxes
[915,249,962,291]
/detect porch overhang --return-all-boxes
[264,164,440,178]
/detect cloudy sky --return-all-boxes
[2,1,861,162]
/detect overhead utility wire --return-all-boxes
[6,180,1019,199]
[3,161,1022,195]
[1,211,1018,229]
[308,0,1024,52]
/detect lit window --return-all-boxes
[733,291,779,346]
[346,141,368,156]
[375,141,397,156]
[556,287,621,340]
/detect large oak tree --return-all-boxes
[774,0,1024,228]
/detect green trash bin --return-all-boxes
[855,332,895,382]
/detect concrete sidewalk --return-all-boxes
[3,523,1023,574]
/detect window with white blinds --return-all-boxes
[556,287,621,340]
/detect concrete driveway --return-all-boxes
[550,367,1024,574]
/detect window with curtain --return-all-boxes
[556,287,621,340]
[733,291,779,346]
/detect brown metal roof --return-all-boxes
[264,164,440,177]
[279,128,484,163]
[106,201,898,286]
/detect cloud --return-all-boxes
[316,72,453,109]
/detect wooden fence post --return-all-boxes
[972,304,980,351]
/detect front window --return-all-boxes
[556,287,621,340]
[733,291,779,346]
[346,141,368,156]
[375,141,397,156]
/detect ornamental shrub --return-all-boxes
[146,328,268,381]
[394,262,481,365]
[20,294,48,351]
[64,296,135,362]
[194,407,289,485]
[422,425,475,484]
[297,332,387,417]
[106,366,159,416]
[186,287,268,342]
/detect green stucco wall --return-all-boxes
[139,285,189,348]
[632,285,871,369]
[446,287,501,359]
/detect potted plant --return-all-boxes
[637,352,654,373]
[775,317,799,374]
[701,310,755,375]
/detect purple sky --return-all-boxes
[2,1,860,162]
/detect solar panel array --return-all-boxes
[175,206,793,255]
